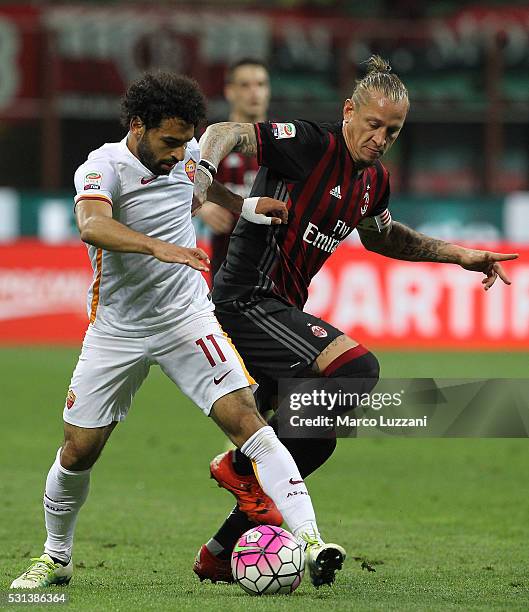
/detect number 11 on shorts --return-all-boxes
[196,335,227,367]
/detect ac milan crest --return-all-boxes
[311,325,328,338]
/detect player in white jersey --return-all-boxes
[11,72,345,590]
[75,134,213,337]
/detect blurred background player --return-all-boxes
[199,59,270,281]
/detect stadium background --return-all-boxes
[1,1,528,609]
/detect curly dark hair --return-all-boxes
[120,71,206,130]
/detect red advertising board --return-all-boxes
[1,241,528,349]
[306,245,529,350]
[0,241,91,344]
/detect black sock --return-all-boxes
[210,507,256,560]
[232,448,254,476]
[281,434,337,478]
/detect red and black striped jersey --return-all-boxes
[212,120,391,310]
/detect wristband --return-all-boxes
[241,197,272,225]
[356,209,392,233]
[198,159,217,177]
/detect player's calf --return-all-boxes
[210,388,346,585]
[211,390,313,537]
[12,422,116,588]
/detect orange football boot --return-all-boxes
[209,450,283,526]
[193,544,234,583]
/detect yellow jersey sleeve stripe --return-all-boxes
[89,248,103,324]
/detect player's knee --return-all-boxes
[323,345,379,392]
[60,440,98,471]
[61,425,110,471]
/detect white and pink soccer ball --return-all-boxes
[231,525,305,595]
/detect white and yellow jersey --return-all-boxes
[74,135,213,337]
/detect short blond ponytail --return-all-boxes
[351,55,408,108]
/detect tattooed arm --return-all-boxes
[358,221,518,290]
[200,122,257,162]
[192,123,287,224]
[358,221,465,263]
[194,122,257,209]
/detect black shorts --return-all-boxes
[216,297,344,405]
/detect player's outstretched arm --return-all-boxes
[195,180,287,224]
[76,199,209,271]
[358,221,518,290]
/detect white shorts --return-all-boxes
[63,312,256,428]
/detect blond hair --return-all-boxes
[351,55,409,108]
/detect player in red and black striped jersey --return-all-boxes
[192,56,518,582]
[213,119,392,309]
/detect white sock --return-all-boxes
[43,448,91,563]
[240,426,323,546]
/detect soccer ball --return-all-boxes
[231,525,305,595]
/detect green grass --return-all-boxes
[1,349,528,610]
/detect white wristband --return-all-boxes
[356,209,392,233]
[241,197,272,225]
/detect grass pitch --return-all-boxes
[1,348,528,611]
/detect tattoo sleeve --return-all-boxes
[198,122,257,169]
[358,221,465,264]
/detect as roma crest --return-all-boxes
[185,158,196,182]
[66,389,76,409]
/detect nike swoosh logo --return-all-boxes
[140,176,157,185]
[289,478,304,485]
[214,370,232,385]
[233,544,261,553]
